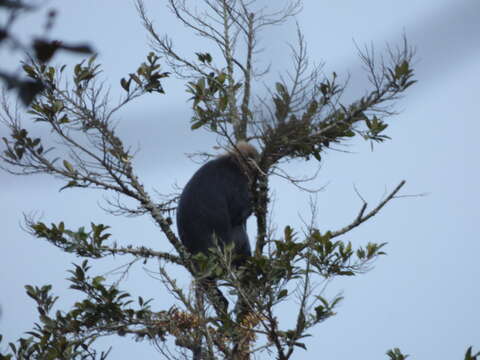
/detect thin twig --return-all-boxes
[331,180,406,239]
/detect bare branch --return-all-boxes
[330,180,406,239]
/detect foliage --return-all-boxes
[386,348,409,360]
[465,347,480,360]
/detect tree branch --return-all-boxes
[330,180,406,239]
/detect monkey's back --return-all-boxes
[176,155,252,255]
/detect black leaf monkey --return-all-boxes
[176,141,258,266]
[176,142,258,359]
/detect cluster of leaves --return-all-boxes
[22,56,101,123]
[387,348,409,360]
[1,127,43,164]
[30,222,112,258]
[27,220,180,265]
[1,53,170,195]
[249,227,385,347]
[0,260,203,360]
[258,226,384,286]
[182,41,416,170]
[384,347,480,360]
[184,51,250,133]
[2,57,104,179]
[6,52,167,147]
[465,347,480,360]
[0,1,93,105]
[184,225,388,354]
[120,52,169,94]
[187,71,242,132]
[304,229,386,277]
[263,58,416,165]
[0,262,140,359]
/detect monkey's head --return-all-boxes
[228,141,259,185]
[235,140,258,160]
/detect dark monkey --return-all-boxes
[176,141,258,265]
[176,142,258,359]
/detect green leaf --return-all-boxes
[386,348,409,360]
[129,73,142,86]
[92,276,105,287]
[63,160,74,173]
[59,180,78,192]
[14,146,25,159]
[120,78,130,92]
[217,72,227,84]
[196,52,212,64]
[277,289,288,300]
[319,82,329,95]
[191,120,204,130]
[22,64,36,78]
[403,80,417,89]
[219,95,228,112]
[465,346,480,360]
[88,54,98,67]
[275,82,287,96]
[197,77,205,92]
[294,342,307,350]
[395,60,409,78]
[58,115,70,124]
[307,99,318,115]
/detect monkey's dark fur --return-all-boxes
[176,142,258,359]
[176,142,258,265]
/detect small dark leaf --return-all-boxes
[275,82,287,97]
[386,348,409,360]
[17,80,45,106]
[191,120,205,130]
[219,95,228,112]
[129,73,142,86]
[403,80,417,89]
[319,83,329,95]
[465,346,480,360]
[277,289,288,300]
[14,146,24,160]
[120,78,130,92]
[196,52,212,64]
[337,270,355,276]
[22,64,36,79]
[395,60,409,78]
[33,39,61,62]
[59,180,78,192]
[294,342,307,350]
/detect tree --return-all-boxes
[0,1,475,359]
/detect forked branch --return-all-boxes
[331,180,406,239]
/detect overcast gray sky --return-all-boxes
[1,1,479,359]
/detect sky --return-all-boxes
[1,0,479,359]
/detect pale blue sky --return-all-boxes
[1,1,479,359]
